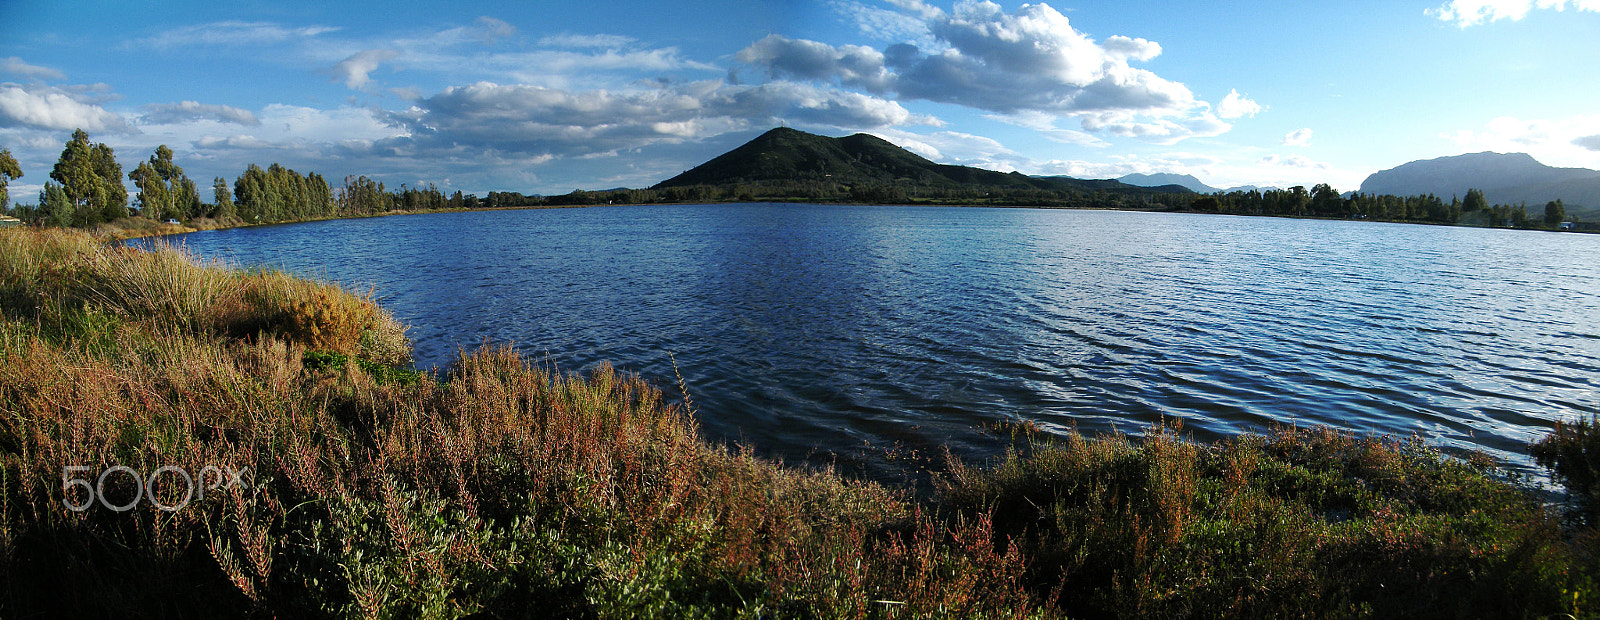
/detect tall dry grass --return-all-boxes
[73,243,235,332]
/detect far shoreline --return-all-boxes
[107,198,1595,242]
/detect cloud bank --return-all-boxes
[1,58,65,81]
[1217,90,1263,119]
[141,101,260,126]
[1427,0,1600,26]
[0,83,131,133]
[1446,114,1600,169]
[735,0,1241,144]
[382,79,931,160]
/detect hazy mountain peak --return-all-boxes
[1359,151,1600,208]
[1117,173,1220,194]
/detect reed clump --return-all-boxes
[0,227,1593,618]
[1533,414,1600,526]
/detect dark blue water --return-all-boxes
[153,204,1600,480]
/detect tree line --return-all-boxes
[1,130,480,228]
[1188,184,1571,229]
[0,129,1584,231]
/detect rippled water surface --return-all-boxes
[158,204,1600,478]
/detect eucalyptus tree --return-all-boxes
[233,163,332,223]
[1310,183,1343,217]
[49,129,127,226]
[1545,199,1565,227]
[40,183,71,227]
[0,148,20,211]
[213,177,235,219]
[128,160,170,220]
[130,145,201,221]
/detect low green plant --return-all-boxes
[939,423,1581,618]
[1533,414,1600,527]
[303,350,421,385]
[1532,414,1600,617]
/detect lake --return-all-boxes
[152,204,1600,481]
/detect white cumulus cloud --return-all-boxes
[868,128,1012,164]
[1446,114,1600,168]
[1427,0,1600,26]
[736,35,895,93]
[0,83,130,133]
[380,79,934,160]
[741,1,1245,144]
[1217,89,1263,119]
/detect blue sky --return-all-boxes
[2,0,1598,199]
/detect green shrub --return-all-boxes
[285,290,373,354]
[359,311,412,367]
[1533,415,1600,527]
[303,350,421,385]
[939,424,1577,618]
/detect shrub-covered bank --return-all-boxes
[0,227,1595,618]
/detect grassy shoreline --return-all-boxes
[1,227,1596,618]
[92,202,597,241]
[85,195,1595,243]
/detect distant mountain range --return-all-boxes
[1101,152,1600,212]
[1116,173,1219,194]
[654,128,1191,195]
[654,129,1598,214]
[1359,152,1600,210]
[1114,173,1277,194]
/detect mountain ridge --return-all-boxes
[1116,173,1221,194]
[1359,151,1600,209]
[653,127,1191,196]
[652,129,1600,214]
